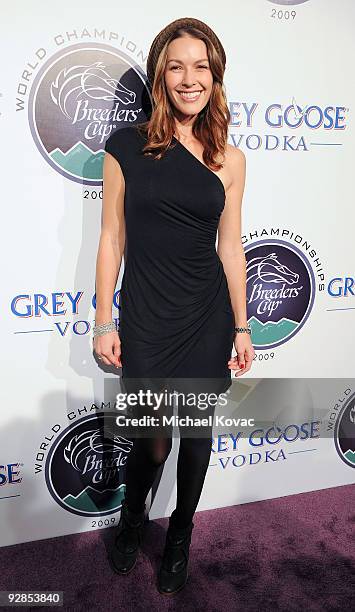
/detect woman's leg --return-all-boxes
[171,397,215,528]
[157,397,215,594]
[121,378,173,512]
[124,435,172,513]
[172,435,213,528]
[110,388,173,575]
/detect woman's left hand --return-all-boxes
[228,332,255,377]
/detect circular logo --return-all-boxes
[28,42,151,185]
[334,394,355,469]
[45,412,133,516]
[245,239,315,349]
[268,1,310,5]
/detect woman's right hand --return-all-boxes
[93,331,122,368]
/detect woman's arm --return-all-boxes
[93,152,126,367]
[217,146,255,376]
[217,146,247,327]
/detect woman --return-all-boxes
[93,17,255,596]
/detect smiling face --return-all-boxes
[164,35,214,121]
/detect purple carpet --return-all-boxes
[1,484,354,611]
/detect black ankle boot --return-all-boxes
[109,499,146,575]
[157,516,194,595]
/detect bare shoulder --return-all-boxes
[223,144,246,192]
[225,143,246,167]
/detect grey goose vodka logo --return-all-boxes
[245,239,315,349]
[28,42,150,185]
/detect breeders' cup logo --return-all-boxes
[28,43,150,185]
[45,413,132,516]
[334,394,355,469]
[268,1,310,5]
[245,239,315,349]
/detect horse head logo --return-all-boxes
[64,427,133,471]
[247,252,299,286]
[50,61,136,120]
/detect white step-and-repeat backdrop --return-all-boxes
[1,0,354,547]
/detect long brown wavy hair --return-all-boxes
[137,26,230,172]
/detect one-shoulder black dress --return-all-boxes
[104,125,235,396]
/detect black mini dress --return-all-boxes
[104,125,235,397]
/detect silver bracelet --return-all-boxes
[235,326,251,335]
[93,321,117,337]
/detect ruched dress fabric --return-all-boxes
[104,125,235,397]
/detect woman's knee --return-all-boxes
[145,436,173,467]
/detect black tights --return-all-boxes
[124,399,215,529]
